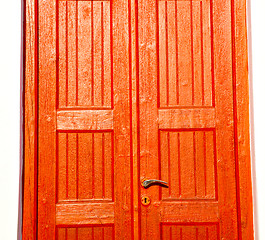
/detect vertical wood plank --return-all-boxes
[138,0,159,237]
[160,131,169,199]
[192,2,203,106]
[195,131,206,198]
[58,1,67,108]
[78,133,93,200]
[158,1,167,107]
[38,0,56,237]
[67,2,77,106]
[205,131,215,198]
[112,0,132,237]
[94,133,103,198]
[213,0,238,236]
[23,0,37,237]
[234,0,254,237]
[67,228,77,240]
[68,133,77,199]
[78,1,92,106]
[202,1,213,106]
[178,2,192,106]
[104,226,113,240]
[93,2,103,107]
[167,1,177,106]
[103,2,112,107]
[170,132,180,198]
[181,226,196,240]
[208,225,218,240]
[104,132,113,199]
[57,228,66,240]
[93,227,103,240]
[58,133,67,201]
[179,132,195,198]
[78,228,93,240]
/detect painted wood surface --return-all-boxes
[23,0,254,239]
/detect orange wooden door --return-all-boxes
[138,0,239,239]
[23,0,253,239]
[37,0,132,239]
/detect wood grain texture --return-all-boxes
[160,130,216,200]
[58,0,112,108]
[158,108,216,129]
[56,203,114,225]
[57,110,113,130]
[112,0,133,237]
[159,202,219,222]
[212,0,239,238]
[37,0,57,238]
[23,0,37,238]
[233,0,254,239]
[57,132,113,201]
[158,0,213,107]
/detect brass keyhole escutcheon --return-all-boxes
[141,196,151,206]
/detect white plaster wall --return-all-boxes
[0,0,264,239]
[249,0,265,239]
[0,0,21,239]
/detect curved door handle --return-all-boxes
[141,179,169,189]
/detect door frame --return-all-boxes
[21,0,254,239]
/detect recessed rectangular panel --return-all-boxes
[58,1,112,108]
[56,203,114,225]
[57,132,113,202]
[158,0,213,107]
[161,223,219,240]
[159,130,217,200]
[57,110,113,131]
[57,225,114,240]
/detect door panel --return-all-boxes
[38,0,132,238]
[158,0,213,107]
[57,226,114,240]
[161,223,219,240]
[159,130,216,200]
[58,1,112,108]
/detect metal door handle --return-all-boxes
[141,179,169,189]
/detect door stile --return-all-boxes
[130,0,140,238]
[23,0,38,238]
[138,0,160,238]
[112,0,133,238]
[233,0,254,239]
[38,0,57,238]
[212,0,238,238]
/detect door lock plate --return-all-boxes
[141,196,151,206]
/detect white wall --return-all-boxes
[249,0,265,239]
[0,0,264,239]
[0,0,21,239]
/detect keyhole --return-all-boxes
[141,196,151,206]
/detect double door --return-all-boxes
[36,0,243,239]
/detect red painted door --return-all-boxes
[33,0,248,239]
